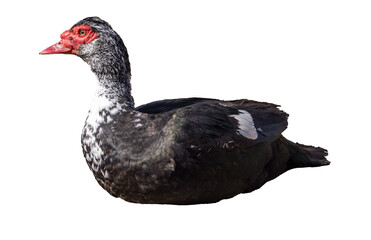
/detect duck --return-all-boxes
[40,17,330,204]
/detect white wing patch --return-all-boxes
[230,110,258,140]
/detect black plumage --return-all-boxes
[42,17,329,204]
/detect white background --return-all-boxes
[1,0,370,239]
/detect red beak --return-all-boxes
[39,40,73,55]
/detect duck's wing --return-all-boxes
[136,97,217,114]
[155,99,289,202]
[126,98,289,203]
[169,99,288,146]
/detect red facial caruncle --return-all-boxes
[40,25,99,55]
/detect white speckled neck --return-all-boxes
[86,87,128,129]
[82,87,129,175]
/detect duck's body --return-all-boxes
[41,17,329,204]
[81,94,327,204]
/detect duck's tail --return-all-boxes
[242,136,329,194]
[285,138,330,169]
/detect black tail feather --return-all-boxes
[286,140,330,169]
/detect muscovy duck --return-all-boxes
[40,17,330,204]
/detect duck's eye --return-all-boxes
[79,30,87,36]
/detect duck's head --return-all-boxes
[40,17,129,68]
[40,17,133,104]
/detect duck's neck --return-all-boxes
[86,71,134,130]
[94,73,135,109]
[85,43,135,108]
